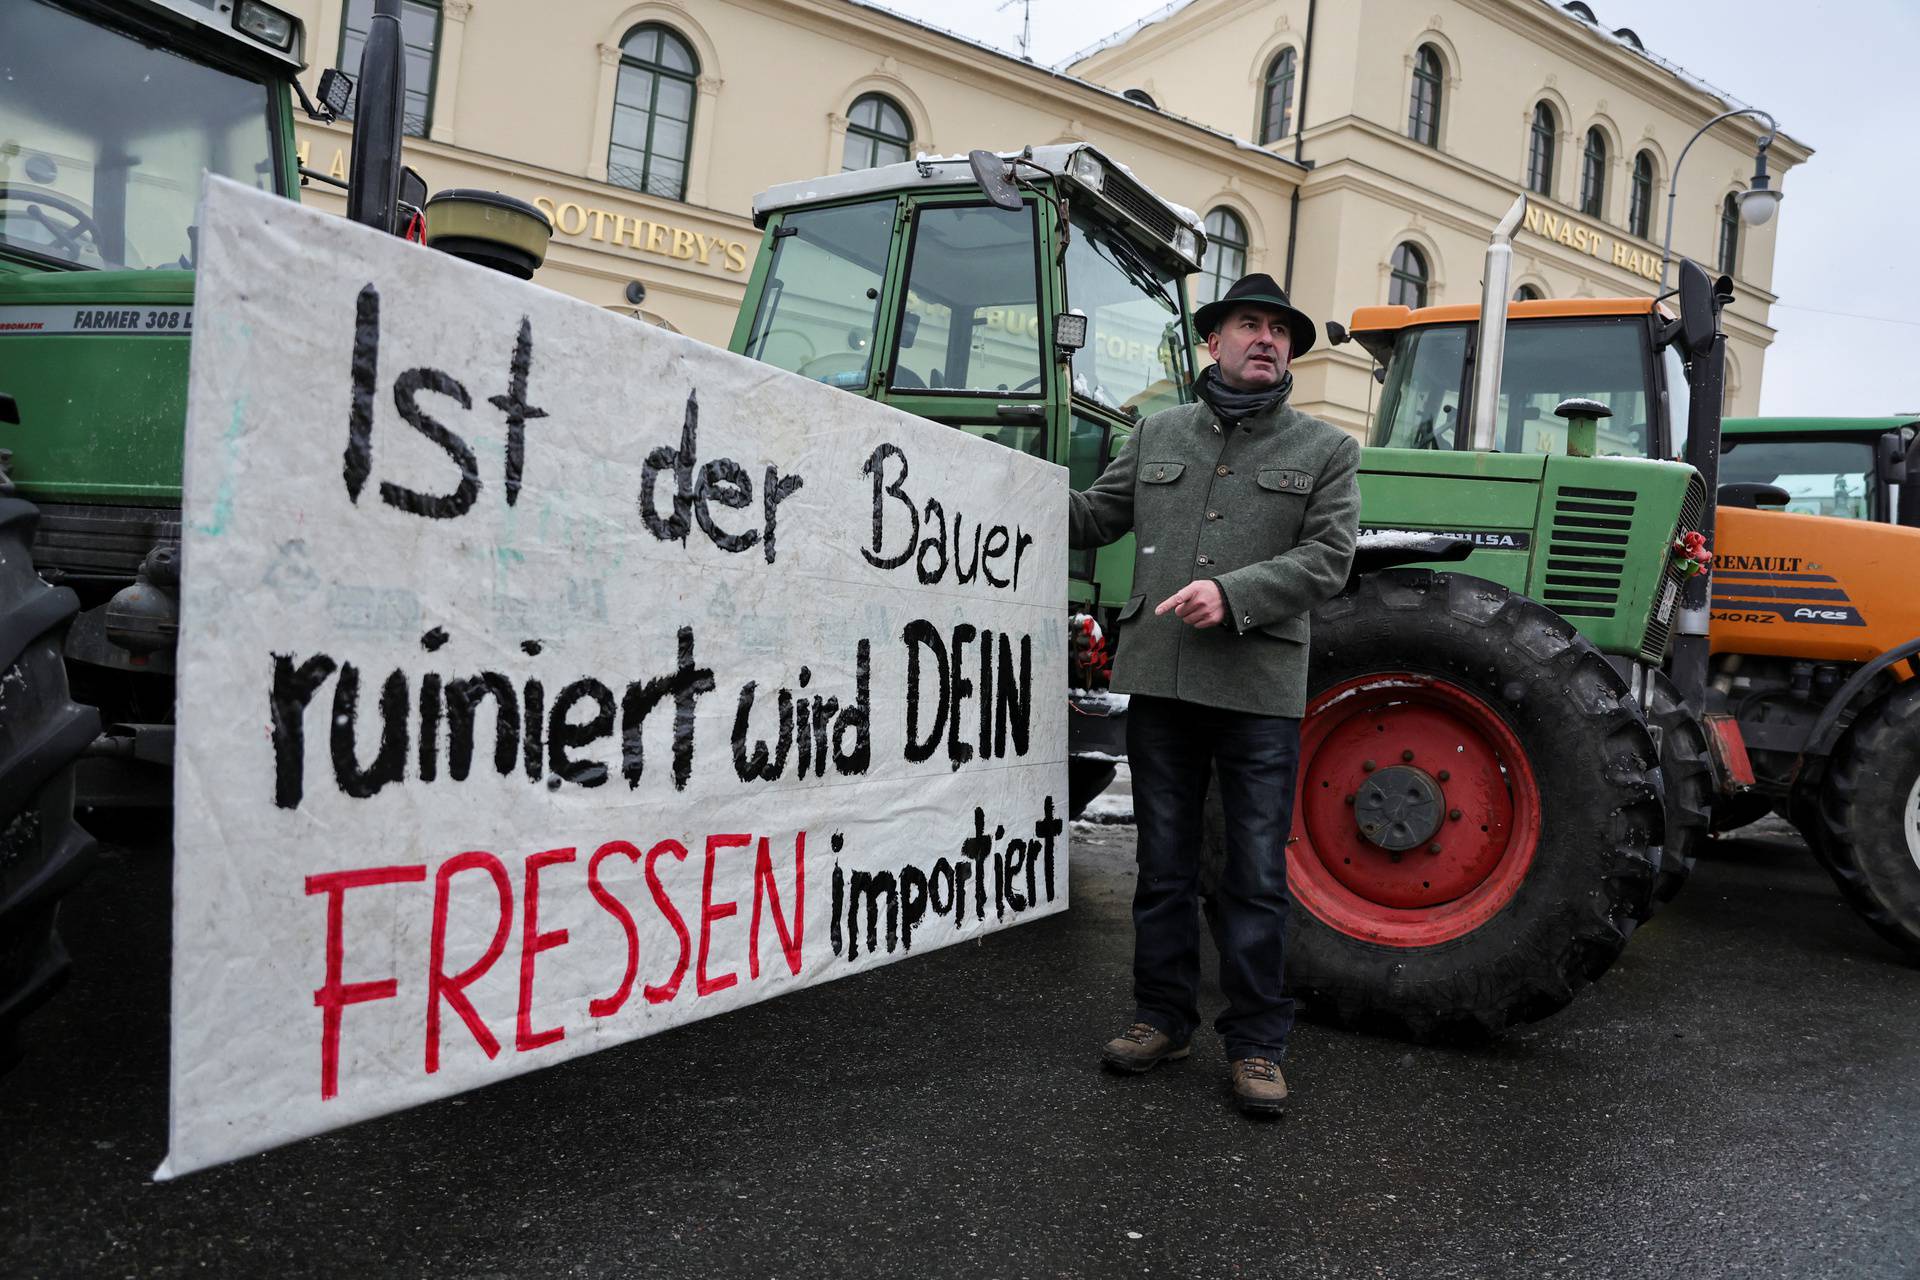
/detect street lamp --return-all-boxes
[1659,107,1781,290]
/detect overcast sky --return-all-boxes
[876,0,1919,417]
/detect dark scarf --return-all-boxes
[1195,365,1293,428]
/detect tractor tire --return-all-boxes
[0,489,101,1072]
[1648,672,1714,904]
[1810,682,1920,961]
[1067,758,1117,822]
[1207,570,1662,1043]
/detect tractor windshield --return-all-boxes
[0,0,278,272]
[1063,214,1189,421]
[1720,436,1878,521]
[1376,318,1655,456]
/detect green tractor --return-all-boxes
[731,159,1703,1039]
[0,0,550,1065]
[0,0,324,1068]
[1348,261,1920,965]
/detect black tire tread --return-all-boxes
[1812,681,1920,960]
[0,491,102,1070]
[1648,671,1714,904]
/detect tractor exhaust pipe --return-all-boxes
[345,0,405,234]
[1465,196,1527,452]
[1670,258,1733,709]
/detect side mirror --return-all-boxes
[1717,482,1791,510]
[398,166,428,213]
[968,150,1023,212]
[1676,258,1719,357]
[1325,320,1350,347]
[898,310,921,349]
[1878,430,1907,472]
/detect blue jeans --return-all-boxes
[1125,695,1300,1061]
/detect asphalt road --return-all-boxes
[5,814,1919,1279]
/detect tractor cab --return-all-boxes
[0,0,308,509]
[1718,415,1920,524]
[1350,297,1693,463]
[0,0,305,279]
[730,145,1207,611]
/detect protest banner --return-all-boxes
[159,178,1067,1178]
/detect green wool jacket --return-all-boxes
[1069,395,1361,718]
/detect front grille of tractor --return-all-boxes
[1638,473,1708,664]
[1541,486,1635,619]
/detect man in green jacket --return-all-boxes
[1070,273,1360,1116]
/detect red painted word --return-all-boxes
[303,831,805,1100]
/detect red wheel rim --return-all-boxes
[1290,673,1542,946]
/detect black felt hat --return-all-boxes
[1192,272,1317,355]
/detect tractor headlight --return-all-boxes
[235,0,297,51]
[1067,150,1106,194]
[1173,226,1199,264]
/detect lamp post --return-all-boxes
[1659,107,1781,290]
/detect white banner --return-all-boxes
[161,178,1067,1179]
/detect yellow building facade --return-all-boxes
[284,0,1806,434]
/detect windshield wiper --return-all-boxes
[1096,230,1177,314]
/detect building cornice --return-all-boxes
[750,0,1307,187]
[1066,0,1238,80]
[1066,0,1810,163]
[299,120,756,232]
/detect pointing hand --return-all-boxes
[1155,580,1226,629]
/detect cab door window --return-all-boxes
[891,203,1043,396]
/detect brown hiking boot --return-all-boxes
[1101,1022,1191,1074]
[1230,1057,1289,1115]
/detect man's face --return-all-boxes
[1206,306,1293,391]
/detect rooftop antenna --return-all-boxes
[997,0,1034,60]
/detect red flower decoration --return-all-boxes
[1671,530,1713,577]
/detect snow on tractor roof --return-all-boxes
[751,143,1200,233]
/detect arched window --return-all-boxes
[1513,283,1543,302]
[1259,48,1296,145]
[842,93,912,172]
[1719,193,1740,276]
[1407,45,1442,147]
[609,24,698,201]
[1198,208,1249,305]
[1629,151,1655,239]
[1527,102,1557,196]
[1580,127,1607,217]
[1389,242,1429,308]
